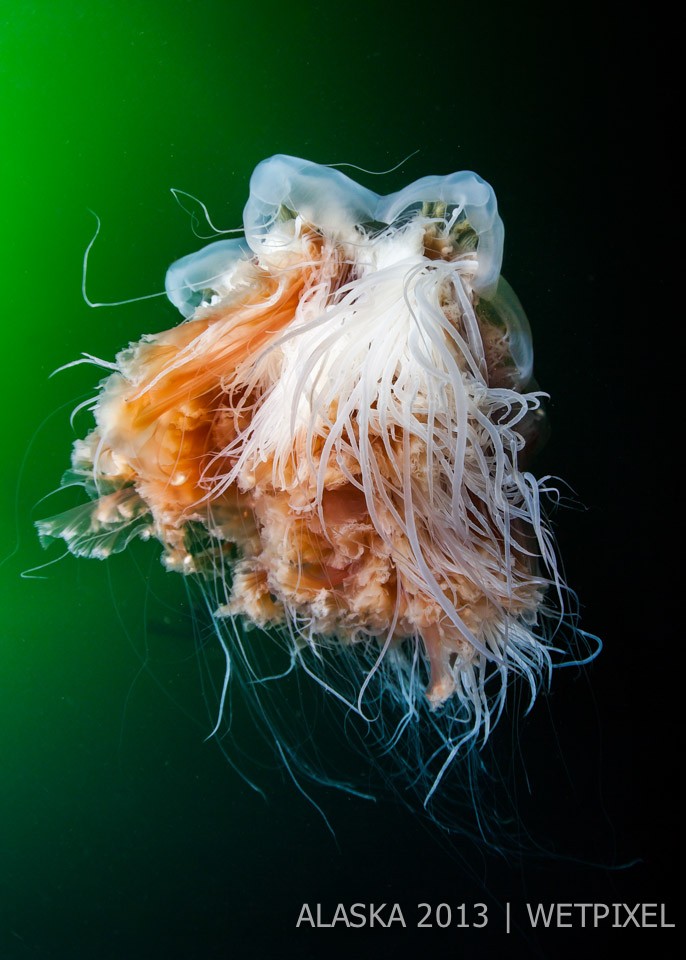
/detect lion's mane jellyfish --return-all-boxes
[39,156,588,824]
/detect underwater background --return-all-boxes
[1,2,672,958]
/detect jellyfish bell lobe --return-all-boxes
[377,170,504,297]
[244,154,379,252]
[165,237,250,318]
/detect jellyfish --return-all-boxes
[37,155,591,827]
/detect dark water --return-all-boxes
[1,3,673,958]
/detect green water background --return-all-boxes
[1,3,672,958]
